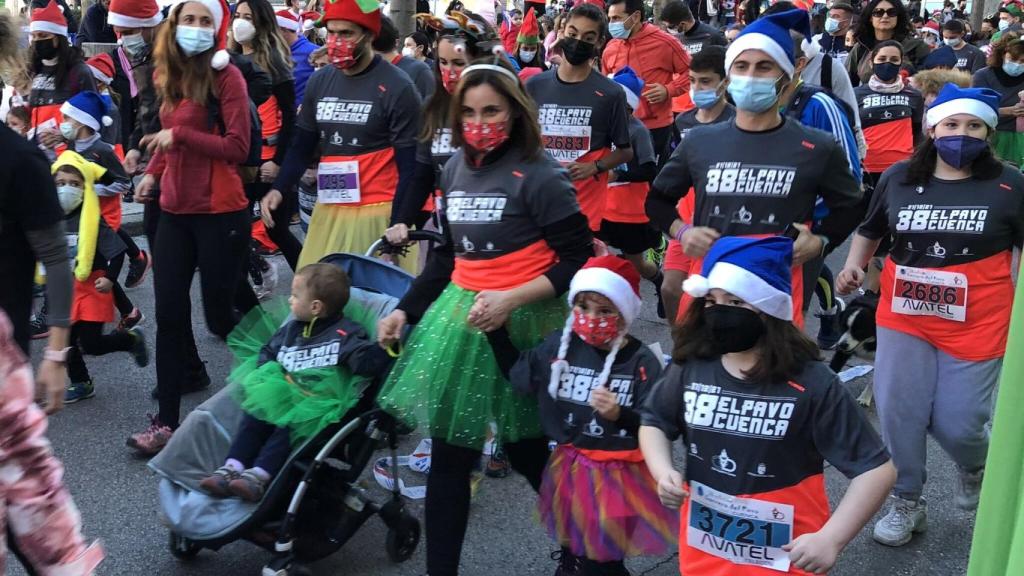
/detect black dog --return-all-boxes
[829,291,879,406]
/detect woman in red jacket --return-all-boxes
[129,0,252,455]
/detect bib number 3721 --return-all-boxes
[891,266,967,322]
[687,481,793,572]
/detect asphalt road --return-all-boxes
[19,234,975,576]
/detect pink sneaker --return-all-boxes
[127,415,173,455]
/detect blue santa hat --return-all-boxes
[60,91,113,133]
[921,45,957,70]
[925,83,1000,129]
[610,66,644,111]
[725,8,818,79]
[682,236,794,321]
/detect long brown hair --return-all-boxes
[986,31,1024,68]
[228,0,293,82]
[449,58,543,160]
[672,299,821,383]
[153,3,219,108]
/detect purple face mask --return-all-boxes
[934,135,988,169]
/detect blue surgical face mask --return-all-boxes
[59,120,78,140]
[691,85,722,109]
[609,14,634,40]
[118,33,148,58]
[519,48,537,63]
[726,74,783,113]
[175,25,215,57]
[824,17,841,34]
[1004,60,1024,77]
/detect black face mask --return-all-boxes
[560,38,596,66]
[704,304,766,354]
[872,61,901,82]
[34,39,58,60]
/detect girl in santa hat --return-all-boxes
[129,0,253,455]
[487,255,678,576]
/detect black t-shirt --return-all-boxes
[0,125,64,335]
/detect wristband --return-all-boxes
[43,347,71,363]
[673,222,692,243]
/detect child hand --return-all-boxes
[656,470,687,508]
[782,530,841,574]
[589,387,621,420]
[94,277,113,293]
[377,309,408,347]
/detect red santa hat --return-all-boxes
[302,11,321,32]
[30,0,68,38]
[322,0,381,38]
[86,53,116,85]
[107,0,164,29]
[276,9,301,32]
[173,0,232,70]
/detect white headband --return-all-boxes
[462,64,519,83]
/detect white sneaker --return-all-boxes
[873,495,927,547]
[955,467,984,511]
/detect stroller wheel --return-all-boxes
[385,515,420,563]
[168,532,201,560]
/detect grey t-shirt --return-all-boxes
[393,55,436,101]
[953,43,986,73]
[673,21,727,57]
[526,69,632,163]
[653,118,861,238]
[297,56,421,156]
[440,147,580,261]
[674,103,736,138]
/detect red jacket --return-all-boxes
[602,23,691,130]
[147,64,250,215]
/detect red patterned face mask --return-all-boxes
[441,67,462,94]
[571,310,620,347]
[327,34,361,70]
[461,120,509,153]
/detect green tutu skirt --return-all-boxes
[227,300,366,445]
[377,283,567,450]
[991,131,1024,167]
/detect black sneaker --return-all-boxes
[30,315,49,340]
[125,251,151,288]
[815,298,846,351]
[651,271,665,319]
[485,447,511,478]
[128,327,149,367]
[551,548,582,576]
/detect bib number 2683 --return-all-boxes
[687,481,793,572]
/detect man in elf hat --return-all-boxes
[646,8,863,327]
[276,8,317,102]
[526,1,633,233]
[264,0,422,273]
[995,1,1024,41]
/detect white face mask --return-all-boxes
[57,185,84,214]
[232,18,256,43]
[402,46,415,57]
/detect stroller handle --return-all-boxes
[367,230,446,257]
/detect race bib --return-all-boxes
[542,124,592,163]
[891,266,967,322]
[317,160,361,204]
[687,481,793,572]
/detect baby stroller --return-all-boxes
[149,231,443,576]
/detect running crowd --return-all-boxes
[0,0,1021,574]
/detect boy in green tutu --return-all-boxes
[201,264,391,501]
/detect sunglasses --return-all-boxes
[872,8,898,17]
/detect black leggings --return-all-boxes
[116,227,141,260]
[425,436,550,576]
[67,321,135,383]
[153,209,249,428]
[247,182,301,271]
[106,254,134,316]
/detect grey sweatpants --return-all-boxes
[874,326,1002,500]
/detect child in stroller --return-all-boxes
[200,263,392,501]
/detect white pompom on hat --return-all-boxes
[173,0,232,69]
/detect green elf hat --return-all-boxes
[517,7,540,46]
[322,0,381,37]
[1002,1,1024,19]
